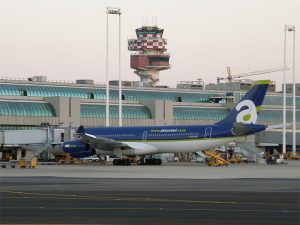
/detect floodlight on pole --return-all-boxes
[107,7,121,15]
[290,26,296,156]
[106,8,109,127]
[283,25,296,155]
[105,7,122,127]
[118,11,122,126]
[282,26,287,154]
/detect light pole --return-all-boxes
[283,25,296,155]
[118,9,122,127]
[291,26,296,156]
[282,26,287,154]
[106,7,122,127]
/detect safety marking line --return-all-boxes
[1,206,299,213]
[1,191,298,207]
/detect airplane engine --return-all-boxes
[62,139,95,158]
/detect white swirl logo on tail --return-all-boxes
[235,100,257,124]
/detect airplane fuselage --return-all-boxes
[83,124,266,155]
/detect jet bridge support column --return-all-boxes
[17,149,22,160]
[0,145,3,160]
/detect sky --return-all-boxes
[0,0,299,91]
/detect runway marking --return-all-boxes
[1,191,299,208]
[1,206,299,213]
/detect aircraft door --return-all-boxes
[205,127,212,139]
[142,131,148,141]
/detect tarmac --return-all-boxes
[0,161,300,225]
[1,161,300,179]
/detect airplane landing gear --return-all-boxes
[112,157,162,166]
[113,158,131,166]
[145,158,162,165]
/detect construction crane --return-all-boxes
[217,67,288,83]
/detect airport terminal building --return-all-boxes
[0,77,299,153]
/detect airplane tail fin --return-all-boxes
[216,80,270,125]
[77,125,85,134]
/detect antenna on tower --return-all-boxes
[155,16,157,26]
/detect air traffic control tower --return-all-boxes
[128,26,171,87]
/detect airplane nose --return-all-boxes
[61,142,70,152]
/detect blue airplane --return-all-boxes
[62,80,270,165]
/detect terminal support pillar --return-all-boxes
[141,100,173,125]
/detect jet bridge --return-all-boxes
[0,129,49,145]
[0,128,66,160]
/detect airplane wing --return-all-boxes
[78,133,131,151]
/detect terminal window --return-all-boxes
[19,90,27,96]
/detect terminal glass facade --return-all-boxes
[0,84,224,103]
[258,110,300,123]
[241,94,300,106]
[80,104,152,119]
[174,107,228,121]
[0,100,56,117]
